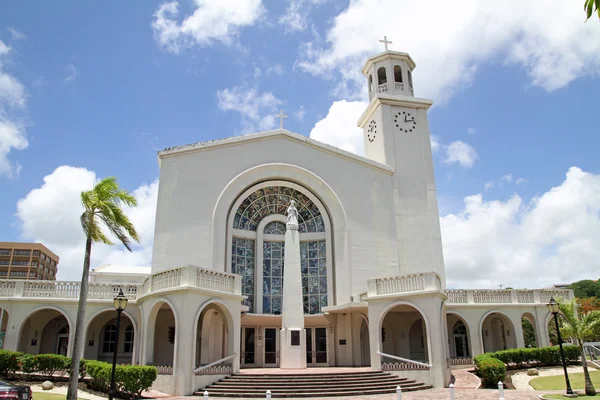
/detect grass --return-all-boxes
[530,371,600,390]
[31,393,67,400]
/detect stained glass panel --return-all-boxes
[232,238,255,312]
[233,186,325,233]
[263,241,285,314]
[300,240,327,314]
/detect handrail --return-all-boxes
[193,353,237,374]
[376,351,432,368]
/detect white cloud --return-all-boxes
[152,0,265,54]
[516,178,528,185]
[216,85,283,133]
[444,141,478,168]
[309,100,367,155]
[484,181,495,191]
[16,166,158,280]
[7,27,26,41]
[467,128,476,135]
[501,173,513,183]
[430,135,441,154]
[266,64,284,76]
[0,40,28,178]
[294,105,306,121]
[297,0,600,103]
[441,167,600,289]
[63,64,80,86]
[279,0,325,32]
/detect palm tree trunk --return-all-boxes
[580,343,597,396]
[66,235,93,400]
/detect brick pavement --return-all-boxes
[452,368,481,389]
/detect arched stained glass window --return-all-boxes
[233,186,325,233]
[264,221,286,234]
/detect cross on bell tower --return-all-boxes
[379,35,393,51]
[275,109,288,129]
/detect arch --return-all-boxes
[192,299,236,370]
[521,312,538,348]
[360,317,371,367]
[212,163,347,303]
[479,310,517,353]
[17,306,73,357]
[408,319,427,362]
[368,74,373,94]
[446,311,472,358]
[144,298,179,368]
[378,301,431,364]
[85,307,139,364]
[407,69,413,88]
[0,309,8,350]
[377,67,387,85]
[393,65,403,83]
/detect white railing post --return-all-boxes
[396,385,402,400]
[367,279,377,296]
[449,383,455,400]
[498,381,504,400]
[266,390,271,399]
[467,290,474,304]
[203,390,208,400]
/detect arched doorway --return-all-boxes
[0,309,9,350]
[446,313,471,359]
[360,318,370,367]
[481,312,517,353]
[148,301,176,369]
[195,304,230,367]
[522,313,538,348]
[18,308,71,356]
[380,303,429,364]
[85,310,136,364]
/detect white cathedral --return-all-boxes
[0,47,573,395]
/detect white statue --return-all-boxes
[286,200,299,230]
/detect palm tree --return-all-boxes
[66,177,140,400]
[585,0,599,21]
[557,298,600,396]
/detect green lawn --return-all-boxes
[32,393,67,400]
[530,371,600,390]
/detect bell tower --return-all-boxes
[357,38,446,285]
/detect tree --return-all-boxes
[585,0,600,21]
[522,318,537,347]
[578,297,600,315]
[67,177,139,400]
[569,279,600,299]
[557,298,600,396]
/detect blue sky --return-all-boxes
[1,0,599,288]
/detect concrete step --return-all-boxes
[197,370,431,398]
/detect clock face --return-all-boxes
[367,120,377,143]
[394,111,417,133]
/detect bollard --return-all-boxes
[449,383,455,400]
[266,389,272,399]
[396,385,402,400]
[498,381,505,400]
[203,390,209,400]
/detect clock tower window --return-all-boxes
[394,65,403,83]
[408,69,414,91]
[368,74,373,94]
[377,67,388,93]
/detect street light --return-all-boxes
[109,289,128,400]
[547,297,573,396]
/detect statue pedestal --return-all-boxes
[279,328,307,369]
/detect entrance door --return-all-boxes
[305,327,328,366]
[241,327,256,367]
[454,334,469,357]
[264,328,279,367]
[56,335,68,356]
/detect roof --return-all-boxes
[361,50,417,76]
[91,264,151,276]
[157,129,395,175]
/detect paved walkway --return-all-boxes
[452,368,481,389]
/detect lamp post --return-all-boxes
[547,297,573,396]
[109,289,128,400]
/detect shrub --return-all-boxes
[85,360,157,397]
[475,355,506,388]
[0,350,23,377]
[18,354,70,377]
[487,345,580,368]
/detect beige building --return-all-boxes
[0,242,59,280]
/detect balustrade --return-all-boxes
[195,268,235,293]
[378,83,388,93]
[394,82,405,91]
[446,290,468,304]
[473,289,511,304]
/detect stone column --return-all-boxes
[280,201,306,369]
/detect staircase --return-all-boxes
[196,370,431,398]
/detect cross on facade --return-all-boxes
[275,109,288,129]
[379,35,393,51]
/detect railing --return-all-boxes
[151,268,183,291]
[359,292,368,302]
[377,351,431,371]
[394,82,405,91]
[378,83,388,93]
[87,283,138,300]
[194,354,237,375]
[367,272,441,297]
[155,365,173,375]
[0,281,16,296]
[584,343,600,361]
[450,357,473,366]
[195,269,235,293]
[445,289,574,305]
[143,265,241,295]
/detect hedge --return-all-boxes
[474,355,506,388]
[484,345,580,368]
[0,351,156,398]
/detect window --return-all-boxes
[368,75,373,93]
[11,260,29,266]
[124,325,134,353]
[232,238,255,312]
[31,262,38,267]
[13,250,31,256]
[407,69,413,88]
[377,67,387,85]
[301,241,328,314]
[0,260,9,266]
[263,241,284,314]
[394,65,403,83]
[102,324,117,353]
[0,272,7,276]
[0,249,10,255]
[32,250,40,256]
[264,221,286,234]
[453,322,467,335]
[29,273,37,278]
[10,271,26,277]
